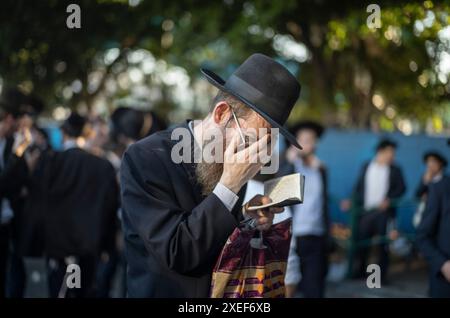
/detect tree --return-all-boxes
[1,0,449,132]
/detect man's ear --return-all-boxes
[212,101,231,126]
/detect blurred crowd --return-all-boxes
[0,88,166,298]
[280,123,449,298]
[0,87,449,298]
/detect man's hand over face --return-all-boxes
[219,133,271,194]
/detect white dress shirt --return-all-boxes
[364,160,390,210]
[292,157,325,236]
[63,139,78,151]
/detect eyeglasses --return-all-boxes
[230,108,247,146]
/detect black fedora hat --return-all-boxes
[61,112,86,138]
[289,120,325,139]
[201,53,302,149]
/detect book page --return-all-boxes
[247,173,304,210]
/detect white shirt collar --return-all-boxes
[63,139,78,151]
[294,155,321,170]
[432,173,443,183]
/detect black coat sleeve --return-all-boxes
[100,164,120,253]
[120,145,238,274]
[415,180,428,199]
[388,165,406,199]
[416,183,447,277]
[0,154,29,198]
[353,163,368,206]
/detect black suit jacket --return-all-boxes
[0,141,31,253]
[0,137,14,216]
[417,176,450,297]
[353,162,406,215]
[0,138,27,202]
[120,122,246,298]
[14,148,119,258]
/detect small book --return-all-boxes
[246,173,305,211]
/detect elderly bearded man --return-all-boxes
[120,54,302,297]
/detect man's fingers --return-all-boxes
[251,134,270,158]
[245,194,264,208]
[256,217,272,227]
[228,133,270,168]
[252,194,265,201]
[256,224,271,231]
[256,211,274,222]
[261,196,272,205]
[257,135,272,159]
[245,195,280,231]
[249,133,269,154]
[236,133,270,160]
[270,207,284,214]
[225,132,240,158]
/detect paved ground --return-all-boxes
[22,257,429,298]
[325,260,429,298]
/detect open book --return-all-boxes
[246,173,305,211]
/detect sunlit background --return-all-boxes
[0,0,449,135]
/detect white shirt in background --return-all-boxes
[62,139,78,151]
[364,160,390,210]
[292,158,325,236]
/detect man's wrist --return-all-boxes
[241,204,251,219]
[213,183,239,212]
[219,176,241,194]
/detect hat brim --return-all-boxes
[201,68,302,150]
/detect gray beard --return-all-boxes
[195,161,223,197]
[195,137,225,196]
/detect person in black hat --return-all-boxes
[120,53,302,297]
[342,138,406,282]
[0,88,37,298]
[416,152,447,199]
[413,151,447,228]
[86,107,167,298]
[417,144,450,297]
[60,112,86,149]
[278,120,329,298]
[110,107,167,154]
[8,111,119,298]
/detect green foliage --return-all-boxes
[0,0,449,132]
